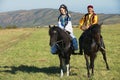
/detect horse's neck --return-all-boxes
[58,29,70,48]
[60,31,70,41]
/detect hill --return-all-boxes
[0,8,120,27]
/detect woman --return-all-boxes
[58,4,78,51]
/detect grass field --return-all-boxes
[0,24,120,80]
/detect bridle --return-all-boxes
[54,40,64,52]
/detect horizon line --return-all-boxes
[0,8,120,14]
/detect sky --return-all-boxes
[0,0,120,14]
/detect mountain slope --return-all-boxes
[0,8,119,27]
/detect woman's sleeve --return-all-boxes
[65,14,73,33]
[65,21,73,33]
[58,16,64,29]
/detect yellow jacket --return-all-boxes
[79,13,98,30]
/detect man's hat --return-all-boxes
[87,5,94,9]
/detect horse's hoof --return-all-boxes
[67,72,69,76]
[88,75,91,78]
[107,67,110,70]
[78,52,83,55]
[67,74,69,76]
[89,66,92,69]
[91,73,94,76]
[60,75,63,78]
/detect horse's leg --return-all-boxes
[59,55,64,77]
[84,54,90,78]
[66,55,70,76]
[60,68,64,77]
[79,35,83,55]
[100,36,105,51]
[66,64,70,76]
[100,49,110,70]
[90,54,96,76]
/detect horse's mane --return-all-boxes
[50,26,70,39]
[86,24,101,34]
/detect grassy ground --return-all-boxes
[0,24,120,80]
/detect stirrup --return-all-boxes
[100,47,105,51]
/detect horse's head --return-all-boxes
[49,25,60,47]
[49,25,71,55]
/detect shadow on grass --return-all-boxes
[0,65,60,75]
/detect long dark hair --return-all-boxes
[58,4,70,23]
[59,4,68,14]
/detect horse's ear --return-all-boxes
[49,25,51,28]
[53,25,57,27]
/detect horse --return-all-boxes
[49,25,74,77]
[79,24,110,78]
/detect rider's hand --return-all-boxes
[81,26,86,31]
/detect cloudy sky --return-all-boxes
[0,0,120,14]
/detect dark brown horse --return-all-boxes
[49,25,74,77]
[79,24,110,78]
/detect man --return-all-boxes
[79,5,98,30]
[79,5,104,55]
